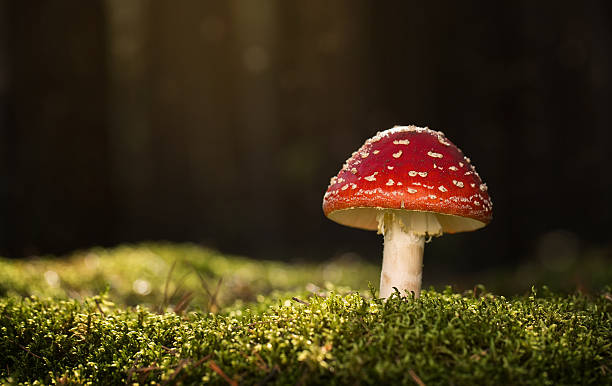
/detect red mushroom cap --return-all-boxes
[322,125,493,233]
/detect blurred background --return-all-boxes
[1,1,611,290]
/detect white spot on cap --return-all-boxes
[393,139,410,145]
[438,137,451,146]
[397,182,402,186]
[429,194,437,199]
[350,183,357,189]
[471,183,476,188]
[360,151,369,159]
[418,172,428,177]
[392,150,403,158]
[341,184,349,190]
[474,201,481,206]
[453,180,464,188]
[448,166,458,171]
[387,166,394,170]
[407,188,417,194]
[480,184,488,191]
[373,150,380,154]
[465,157,471,163]
[408,171,417,177]
[427,151,443,158]
[459,162,464,167]
[465,171,473,176]
[364,172,378,181]
[350,167,357,174]
[386,179,395,186]
[438,185,448,192]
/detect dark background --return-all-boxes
[1,1,611,285]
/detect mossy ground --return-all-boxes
[1,243,611,385]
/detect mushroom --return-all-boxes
[322,125,492,298]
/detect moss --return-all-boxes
[0,242,377,311]
[0,244,611,384]
[1,288,611,385]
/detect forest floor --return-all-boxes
[1,243,611,384]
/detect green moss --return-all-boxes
[0,243,377,311]
[0,244,611,384]
[2,288,611,385]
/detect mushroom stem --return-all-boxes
[379,213,425,298]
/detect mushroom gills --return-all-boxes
[376,210,442,237]
[328,207,486,234]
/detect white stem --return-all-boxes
[379,215,425,298]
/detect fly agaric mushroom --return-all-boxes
[322,125,492,298]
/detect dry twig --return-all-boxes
[408,369,425,386]
[291,297,310,306]
[209,360,238,386]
